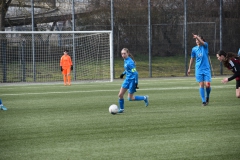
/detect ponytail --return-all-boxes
[128,53,136,63]
[218,50,239,67]
[226,52,239,60]
[122,48,136,63]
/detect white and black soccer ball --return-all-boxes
[109,104,118,115]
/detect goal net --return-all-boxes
[0,31,113,83]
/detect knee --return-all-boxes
[118,93,123,99]
[206,82,211,88]
[128,97,134,101]
[236,91,240,98]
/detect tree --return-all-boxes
[0,0,12,31]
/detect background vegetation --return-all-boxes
[0,0,239,82]
[1,0,240,55]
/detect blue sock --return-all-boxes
[199,87,205,102]
[0,99,2,105]
[206,87,211,98]
[134,96,145,101]
[119,99,124,110]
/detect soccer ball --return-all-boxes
[109,104,118,115]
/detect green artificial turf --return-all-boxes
[0,77,240,160]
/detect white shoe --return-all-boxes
[144,95,149,107]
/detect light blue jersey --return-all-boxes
[122,57,138,83]
[121,57,138,93]
[191,42,211,82]
[191,42,210,72]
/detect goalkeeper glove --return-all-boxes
[60,66,63,71]
[120,74,125,79]
[135,83,139,89]
[71,66,73,71]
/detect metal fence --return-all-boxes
[2,0,240,81]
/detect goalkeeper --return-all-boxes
[60,50,73,86]
[118,48,149,113]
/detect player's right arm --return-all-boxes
[120,71,126,78]
[60,56,63,66]
[60,56,63,71]
[188,58,194,75]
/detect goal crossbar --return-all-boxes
[0,31,112,34]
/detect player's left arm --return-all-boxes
[68,56,73,70]
[222,60,240,83]
[69,56,73,65]
[60,57,63,71]
[134,71,139,89]
[128,63,139,88]
[60,57,63,66]
[228,60,240,81]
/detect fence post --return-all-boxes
[184,0,188,76]
[148,0,152,78]
[1,40,7,82]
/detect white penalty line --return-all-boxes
[0,85,234,96]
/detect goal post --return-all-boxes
[0,31,113,83]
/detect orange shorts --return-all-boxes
[62,67,71,75]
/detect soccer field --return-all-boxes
[0,77,240,160]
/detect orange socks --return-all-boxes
[63,75,71,86]
[67,76,71,85]
[63,75,67,85]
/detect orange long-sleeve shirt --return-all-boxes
[60,55,72,69]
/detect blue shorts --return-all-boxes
[121,79,136,94]
[195,70,211,83]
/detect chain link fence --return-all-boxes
[2,0,240,81]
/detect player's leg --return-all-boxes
[64,75,67,85]
[118,79,130,113]
[205,82,211,104]
[236,88,240,98]
[118,87,128,113]
[128,80,149,107]
[235,80,240,98]
[196,74,206,106]
[199,82,206,106]
[0,99,7,111]
[62,68,67,85]
[128,94,149,107]
[204,73,212,104]
[67,67,71,85]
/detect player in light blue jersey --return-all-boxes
[188,34,211,106]
[118,48,149,113]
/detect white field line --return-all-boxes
[0,77,225,88]
[0,85,234,96]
